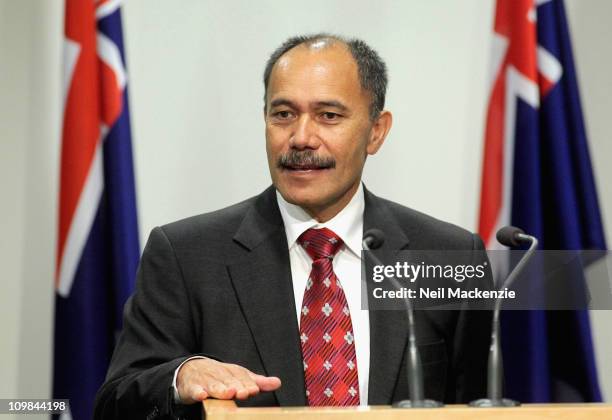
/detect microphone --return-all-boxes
[362,229,443,408]
[496,226,530,248]
[469,226,539,407]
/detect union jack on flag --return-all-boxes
[54,0,140,418]
[478,0,605,403]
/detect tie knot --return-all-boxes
[298,228,343,261]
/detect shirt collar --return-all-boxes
[276,183,365,256]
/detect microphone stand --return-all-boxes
[469,230,538,407]
[363,233,443,408]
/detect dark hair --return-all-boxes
[263,33,388,120]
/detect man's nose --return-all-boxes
[289,115,319,149]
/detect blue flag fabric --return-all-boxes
[502,0,606,403]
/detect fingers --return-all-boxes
[250,373,282,391]
[176,358,281,404]
[224,365,261,400]
[188,384,208,402]
[205,380,238,399]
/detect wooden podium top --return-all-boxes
[203,400,612,420]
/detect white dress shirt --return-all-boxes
[276,183,370,405]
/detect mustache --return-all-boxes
[277,150,336,169]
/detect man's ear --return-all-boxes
[366,110,392,155]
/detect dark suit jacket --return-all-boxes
[94,186,492,419]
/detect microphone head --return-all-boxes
[496,226,526,247]
[363,228,385,250]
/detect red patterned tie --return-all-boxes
[298,227,360,406]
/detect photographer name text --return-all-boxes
[372,286,515,300]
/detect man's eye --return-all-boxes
[274,111,292,119]
[322,112,340,121]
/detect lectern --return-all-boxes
[203,400,612,420]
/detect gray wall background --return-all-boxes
[2,1,611,416]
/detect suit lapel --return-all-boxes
[363,188,412,405]
[228,187,306,406]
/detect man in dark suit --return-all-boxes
[94,34,491,419]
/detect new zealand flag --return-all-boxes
[53,1,140,418]
[478,0,606,402]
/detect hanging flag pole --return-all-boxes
[478,0,605,403]
[54,0,140,418]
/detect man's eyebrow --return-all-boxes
[269,98,349,112]
[269,98,295,108]
[314,100,349,112]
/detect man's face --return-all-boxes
[265,42,388,221]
